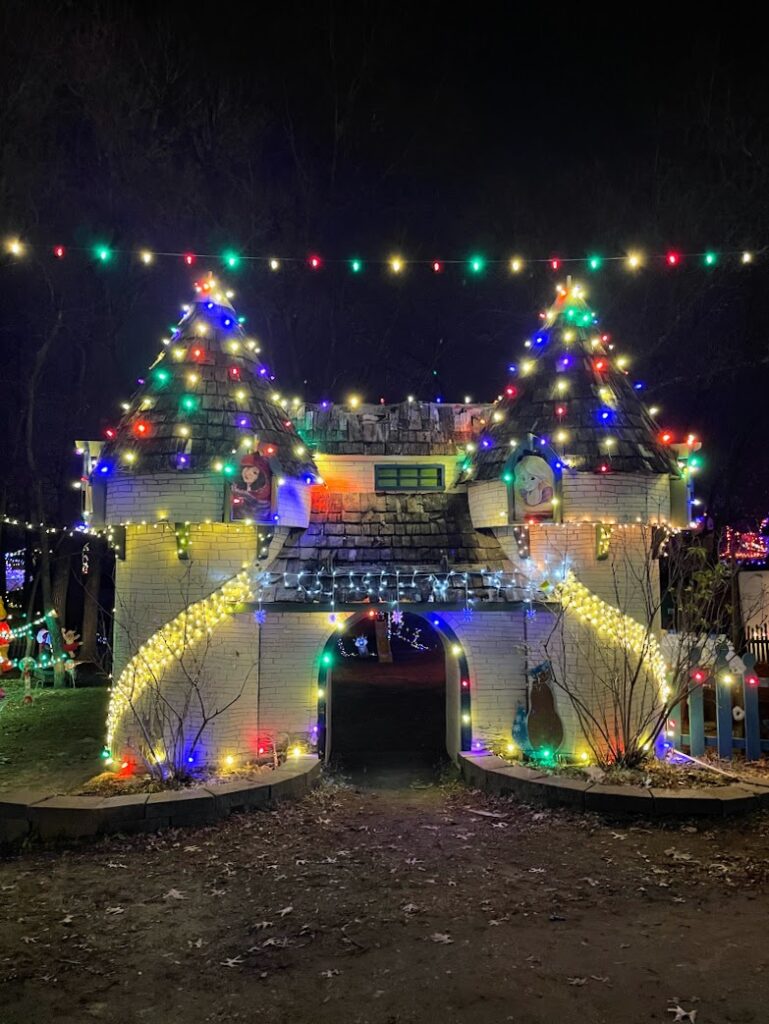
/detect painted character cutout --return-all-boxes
[231,452,273,522]
[0,598,11,673]
[353,635,370,657]
[514,455,555,520]
[526,660,564,753]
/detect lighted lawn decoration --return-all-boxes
[0,598,10,673]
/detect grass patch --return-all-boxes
[0,682,109,795]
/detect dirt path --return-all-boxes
[1,771,768,1024]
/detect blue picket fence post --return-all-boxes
[742,652,761,761]
[677,640,767,762]
[687,682,705,756]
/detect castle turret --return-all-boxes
[463,282,694,619]
[94,274,317,528]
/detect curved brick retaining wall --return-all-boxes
[460,754,769,817]
[0,756,320,846]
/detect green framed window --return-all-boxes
[374,464,444,491]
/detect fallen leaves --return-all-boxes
[667,1004,697,1022]
[429,933,453,944]
[162,888,187,901]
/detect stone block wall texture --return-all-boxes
[112,599,599,766]
[468,471,672,531]
[560,472,671,524]
[467,479,509,528]
[106,474,226,524]
[105,473,310,528]
[494,522,661,626]
[112,523,259,681]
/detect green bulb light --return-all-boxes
[180,394,198,413]
[321,652,332,666]
[704,251,717,266]
[222,250,240,269]
[588,255,602,271]
[350,258,363,273]
[153,368,171,386]
[94,244,112,263]
[469,254,485,274]
[222,462,237,478]
[502,472,513,483]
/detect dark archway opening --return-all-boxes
[329,612,447,771]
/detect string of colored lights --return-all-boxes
[554,573,669,699]
[106,571,255,750]
[1,235,762,273]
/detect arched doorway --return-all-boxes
[321,611,458,771]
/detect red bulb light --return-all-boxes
[595,359,606,372]
[183,252,196,266]
[461,679,469,688]
[229,366,241,380]
[747,674,760,686]
[599,463,609,473]
[308,254,322,270]
[693,669,705,683]
[133,420,151,438]
[265,445,276,455]
[432,260,443,273]
[666,251,680,266]
[555,404,567,417]
[550,258,560,271]
[660,431,674,445]
[53,245,65,258]
[505,386,517,397]
[104,427,116,440]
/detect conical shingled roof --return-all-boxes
[466,284,680,481]
[96,277,317,480]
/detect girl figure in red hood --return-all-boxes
[231,451,273,521]
[0,598,12,673]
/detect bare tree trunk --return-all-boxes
[80,547,102,664]
[25,301,67,686]
[51,536,72,627]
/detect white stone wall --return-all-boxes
[111,599,614,767]
[105,473,311,528]
[493,522,661,625]
[112,523,260,681]
[314,454,462,493]
[561,472,671,524]
[468,471,672,530]
[466,479,508,528]
[106,473,225,524]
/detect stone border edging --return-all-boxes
[0,756,321,846]
[459,754,769,817]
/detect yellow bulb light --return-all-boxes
[389,256,404,274]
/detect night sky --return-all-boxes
[2,3,769,523]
